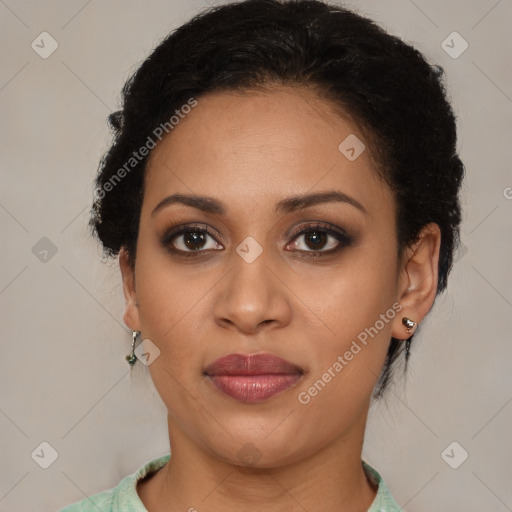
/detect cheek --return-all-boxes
[293,245,398,398]
[133,250,203,380]
[293,274,395,440]
[297,243,398,342]
[134,226,206,338]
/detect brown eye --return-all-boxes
[178,230,208,251]
[288,223,352,256]
[162,224,224,255]
[300,230,330,251]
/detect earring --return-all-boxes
[402,317,417,334]
[402,317,417,359]
[126,330,140,366]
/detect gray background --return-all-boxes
[1,0,511,510]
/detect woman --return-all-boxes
[60,0,464,510]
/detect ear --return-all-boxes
[392,222,441,340]
[119,247,141,332]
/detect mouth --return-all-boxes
[204,353,304,403]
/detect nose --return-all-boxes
[213,249,292,335]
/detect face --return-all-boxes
[120,86,433,468]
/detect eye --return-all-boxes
[162,223,223,256]
[287,222,352,257]
[161,221,352,258]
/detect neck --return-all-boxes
[138,413,377,512]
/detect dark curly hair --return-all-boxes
[89,0,465,400]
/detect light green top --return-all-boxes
[59,454,402,511]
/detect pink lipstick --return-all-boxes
[204,353,304,403]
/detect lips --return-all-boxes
[204,353,304,403]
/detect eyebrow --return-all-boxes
[151,190,368,217]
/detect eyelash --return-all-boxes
[161,222,353,259]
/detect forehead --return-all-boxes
[142,86,393,220]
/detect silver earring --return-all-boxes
[126,331,140,366]
[402,317,417,333]
[402,317,417,359]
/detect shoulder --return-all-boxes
[57,487,114,512]
[362,459,403,512]
[58,454,171,512]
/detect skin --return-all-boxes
[119,85,441,512]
